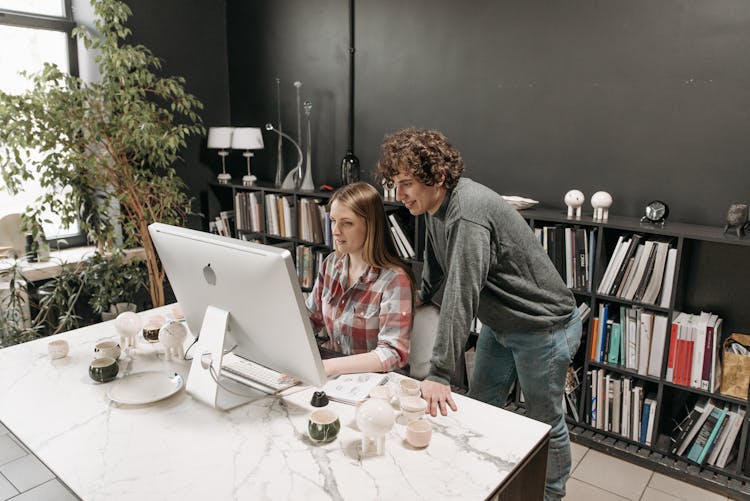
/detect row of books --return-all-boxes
[234,192,264,234]
[211,210,236,238]
[387,213,415,259]
[590,304,668,378]
[586,369,657,445]
[261,194,331,246]
[671,399,744,467]
[667,311,723,392]
[534,226,596,290]
[597,234,677,307]
[295,245,328,290]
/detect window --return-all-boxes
[0,0,85,246]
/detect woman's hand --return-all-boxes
[420,380,458,417]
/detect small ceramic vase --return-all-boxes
[356,397,395,456]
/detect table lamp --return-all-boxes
[207,127,233,184]
[231,127,264,186]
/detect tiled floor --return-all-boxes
[0,422,78,501]
[565,441,743,501]
[0,418,743,501]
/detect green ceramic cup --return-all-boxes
[89,357,119,383]
[307,409,341,443]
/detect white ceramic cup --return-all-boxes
[48,339,69,359]
[400,396,428,423]
[405,419,432,448]
[94,340,121,360]
[399,378,421,397]
[369,385,392,401]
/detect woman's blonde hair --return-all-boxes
[329,182,413,284]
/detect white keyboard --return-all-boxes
[220,353,298,394]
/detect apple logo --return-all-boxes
[202,263,216,286]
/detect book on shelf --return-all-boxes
[622,241,653,301]
[632,241,659,302]
[640,241,670,304]
[608,234,643,296]
[637,310,652,376]
[707,406,739,466]
[658,247,678,308]
[611,377,622,434]
[621,377,632,438]
[320,372,389,405]
[388,213,415,258]
[641,394,657,446]
[615,255,637,297]
[597,235,627,295]
[646,314,669,378]
[676,399,714,456]
[715,408,745,468]
[686,406,727,465]
[618,243,645,298]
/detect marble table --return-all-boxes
[0,306,550,500]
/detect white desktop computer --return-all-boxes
[148,222,327,409]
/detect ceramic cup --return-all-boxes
[399,378,421,397]
[405,418,432,448]
[307,409,341,443]
[369,385,392,401]
[400,396,428,423]
[47,339,69,359]
[88,357,119,383]
[143,319,164,343]
[94,340,121,360]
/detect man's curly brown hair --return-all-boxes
[376,128,464,190]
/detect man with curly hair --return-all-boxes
[376,127,581,501]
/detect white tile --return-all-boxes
[648,472,726,501]
[563,478,629,501]
[0,435,26,466]
[0,454,54,492]
[571,449,652,500]
[640,486,685,501]
[570,441,588,473]
[11,479,78,501]
[0,474,19,501]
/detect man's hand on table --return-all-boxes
[420,379,458,417]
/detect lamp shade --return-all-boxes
[231,127,264,150]
[207,127,233,149]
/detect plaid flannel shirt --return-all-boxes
[306,252,412,371]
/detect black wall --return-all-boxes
[125,0,231,229]
[228,0,750,226]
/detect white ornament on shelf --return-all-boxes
[591,191,613,222]
[564,189,585,217]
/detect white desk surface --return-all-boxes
[0,306,550,501]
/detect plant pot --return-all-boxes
[101,302,137,322]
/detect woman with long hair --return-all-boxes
[306,182,414,376]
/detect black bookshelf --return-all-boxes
[521,207,750,500]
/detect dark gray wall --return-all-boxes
[226,0,349,189]
[230,0,750,226]
[125,0,231,229]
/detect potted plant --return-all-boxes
[0,0,204,309]
[84,251,147,321]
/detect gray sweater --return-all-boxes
[420,178,575,385]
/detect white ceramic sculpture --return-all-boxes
[158,321,187,360]
[591,191,613,221]
[114,311,142,349]
[564,189,585,217]
[356,397,395,456]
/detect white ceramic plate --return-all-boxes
[501,195,539,210]
[107,371,184,405]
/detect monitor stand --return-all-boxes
[185,305,265,410]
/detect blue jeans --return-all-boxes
[468,309,582,501]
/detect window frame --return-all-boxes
[0,0,87,249]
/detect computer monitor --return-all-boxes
[148,222,326,409]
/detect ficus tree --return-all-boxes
[0,0,204,308]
